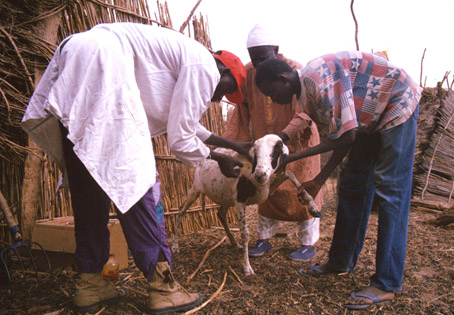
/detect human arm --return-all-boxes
[285,129,356,164]
[194,122,251,177]
[166,62,219,167]
[286,129,356,198]
[299,143,352,199]
[208,148,244,178]
[204,133,253,161]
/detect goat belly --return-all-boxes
[236,176,257,203]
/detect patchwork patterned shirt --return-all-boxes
[297,51,422,139]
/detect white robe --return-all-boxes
[22,23,219,213]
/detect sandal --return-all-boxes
[344,292,392,309]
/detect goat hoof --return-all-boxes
[170,243,180,254]
[309,210,321,218]
[244,268,255,276]
[234,243,243,249]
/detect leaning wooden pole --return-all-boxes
[20,8,62,241]
[350,0,359,51]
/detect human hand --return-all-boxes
[235,141,254,161]
[216,153,243,178]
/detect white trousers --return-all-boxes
[256,214,320,246]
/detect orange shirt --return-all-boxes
[223,54,323,221]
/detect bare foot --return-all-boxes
[344,286,394,308]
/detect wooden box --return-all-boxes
[32,216,128,270]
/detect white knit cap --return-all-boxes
[246,24,278,48]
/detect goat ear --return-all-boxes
[271,140,283,169]
[251,151,257,173]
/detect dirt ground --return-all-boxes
[1,194,453,315]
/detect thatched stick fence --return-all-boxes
[413,87,454,206]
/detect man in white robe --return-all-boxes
[22,23,248,314]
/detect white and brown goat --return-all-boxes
[171,134,319,276]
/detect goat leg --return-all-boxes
[172,190,201,254]
[236,203,254,276]
[284,170,321,218]
[298,188,321,217]
[217,206,241,248]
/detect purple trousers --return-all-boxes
[60,125,172,279]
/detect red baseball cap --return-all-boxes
[213,50,246,104]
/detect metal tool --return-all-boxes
[0,189,52,282]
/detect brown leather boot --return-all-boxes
[148,262,203,314]
[73,272,128,313]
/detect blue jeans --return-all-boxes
[328,106,419,292]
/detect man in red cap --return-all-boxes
[22,23,248,314]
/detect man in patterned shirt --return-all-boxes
[255,51,421,309]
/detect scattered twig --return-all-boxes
[42,309,64,315]
[122,274,132,282]
[127,275,145,282]
[127,303,142,313]
[183,271,228,315]
[59,285,69,297]
[94,306,106,315]
[185,236,226,285]
[427,292,453,304]
[212,226,240,232]
[414,207,444,214]
[299,293,318,298]
[26,305,52,313]
[127,286,148,297]
[228,266,243,285]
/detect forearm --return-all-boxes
[204,133,243,152]
[313,144,351,186]
[286,129,356,163]
[208,148,242,178]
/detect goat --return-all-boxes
[172,134,320,276]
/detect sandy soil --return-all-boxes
[1,193,453,314]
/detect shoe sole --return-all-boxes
[74,297,118,314]
[149,293,204,314]
[288,255,315,262]
[74,287,129,314]
[248,247,272,257]
[249,251,268,257]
